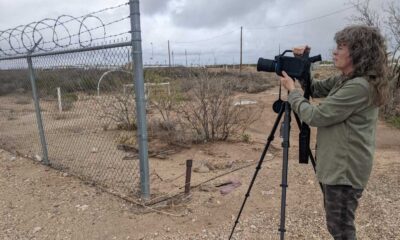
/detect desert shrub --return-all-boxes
[233,72,276,93]
[147,118,189,144]
[146,82,191,144]
[241,133,251,143]
[387,116,400,129]
[176,70,264,142]
[176,68,275,94]
[97,94,137,131]
[0,70,30,96]
[62,93,78,111]
[15,97,31,105]
[114,132,136,145]
[34,68,131,98]
[148,84,181,124]
[52,112,69,120]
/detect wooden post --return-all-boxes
[185,159,193,195]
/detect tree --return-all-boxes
[349,0,400,117]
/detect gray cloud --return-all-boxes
[141,0,172,15]
[0,0,392,65]
[171,0,273,28]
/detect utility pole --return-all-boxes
[150,42,153,65]
[185,49,188,67]
[168,40,171,68]
[240,26,243,74]
[172,51,174,66]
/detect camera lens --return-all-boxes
[257,58,276,72]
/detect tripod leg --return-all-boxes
[279,102,291,240]
[229,104,286,240]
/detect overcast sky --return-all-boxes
[0,0,390,66]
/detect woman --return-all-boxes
[280,25,389,239]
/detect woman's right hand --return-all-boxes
[293,45,311,57]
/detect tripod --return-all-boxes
[228,100,318,240]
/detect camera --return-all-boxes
[257,50,321,81]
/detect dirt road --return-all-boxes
[1,88,399,240]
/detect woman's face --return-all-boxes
[333,43,353,75]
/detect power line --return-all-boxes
[163,5,356,46]
[246,6,355,30]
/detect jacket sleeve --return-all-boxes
[310,76,339,98]
[288,81,369,127]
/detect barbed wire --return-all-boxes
[0,2,129,57]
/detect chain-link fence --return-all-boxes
[0,1,149,197]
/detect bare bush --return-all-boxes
[147,118,190,145]
[15,97,31,105]
[97,94,137,131]
[146,82,193,144]
[61,93,78,111]
[349,0,381,27]
[177,70,263,142]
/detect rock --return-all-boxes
[219,180,242,195]
[194,165,210,173]
[76,204,89,211]
[206,161,232,170]
[32,227,42,234]
[122,153,138,160]
[35,154,42,162]
[199,184,217,192]
[261,190,274,196]
[91,147,98,153]
[10,156,16,161]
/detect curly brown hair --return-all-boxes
[334,25,389,106]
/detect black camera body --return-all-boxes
[257,50,321,82]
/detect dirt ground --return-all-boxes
[1,84,400,240]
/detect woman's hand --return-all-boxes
[293,45,311,57]
[280,71,296,92]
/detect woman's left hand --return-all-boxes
[280,71,296,92]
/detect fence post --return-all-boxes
[27,53,50,165]
[57,87,63,113]
[129,0,150,200]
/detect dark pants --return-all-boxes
[322,184,363,240]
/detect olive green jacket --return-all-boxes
[288,76,378,189]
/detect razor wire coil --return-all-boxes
[0,2,129,57]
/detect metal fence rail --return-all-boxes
[0,0,149,198]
